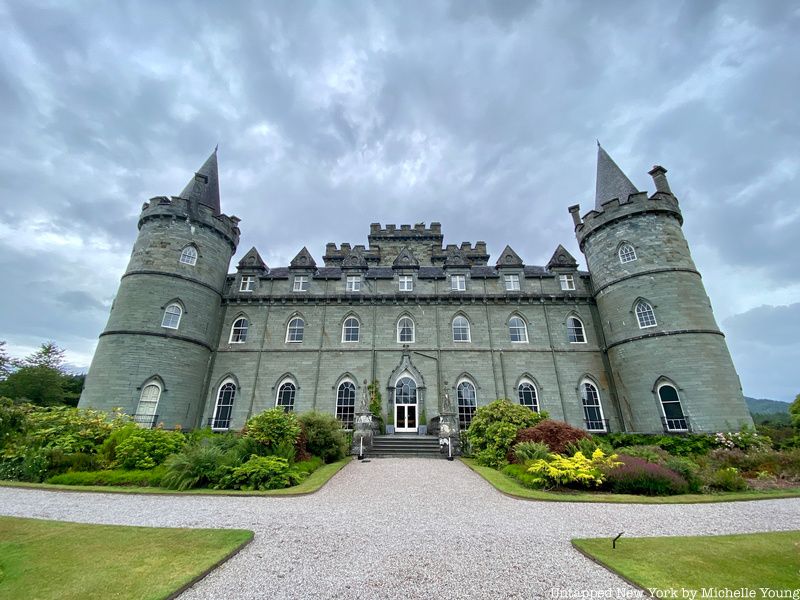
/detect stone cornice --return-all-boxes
[605,328,724,351]
[222,293,596,307]
[592,267,701,295]
[99,330,213,351]
[122,270,223,297]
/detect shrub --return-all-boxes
[216,455,304,491]
[113,427,186,470]
[244,408,301,453]
[298,412,348,463]
[161,443,237,490]
[47,466,166,487]
[714,428,772,453]
[776,448,800,480]
[706,448,783,477]
[294,456,324,476]
[604,455,689,495]
[515,420,590,455]
[527,449,620,488]
[25,405,128,454]
[0,398,28,448]
[664,455,702,492]
[601,432,715,457]
[563,437,613,458]
[466,399,547,468]
[510,441,550,464]
[501,463,544,489]
[613,445,671,465]
[706,467,748,492]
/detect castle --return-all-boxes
[79,146,754,435]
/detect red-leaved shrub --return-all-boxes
[511,420,590,457]
[604,454,689,495]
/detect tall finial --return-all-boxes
[596,139,601,148]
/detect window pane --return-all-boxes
[619,244,637,263]
[567,317,585,343]
[343,317,359,342]
[636,302,657,328]
[162,304,181,329]
[180,246,197,265]
[453,316,470,342]
[509,316,527,342]
[517,382,538,412]
[395,377,417,404]
[457,382,477,430]
[336,381,356,428]
[277,382,296,412]
[398,317,414,343]
[504,275,520,291]
[212,382,236,429]
[287,318,304,342]
[581,382,605,431]
[230,318,248,343]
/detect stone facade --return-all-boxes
[79,147,754,434]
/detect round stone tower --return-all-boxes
[568,146,752,433]
[80,149,240,428]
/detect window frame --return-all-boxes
[286,317,305,343]
[517,380,539,412]
[229,317,249,344]
[398,275,414,292]
[657,382,689,432]
[567,316,586,344]
[346,275,362,292]
[508,315,529,343]
[211,379,236,431]
[276,379,296,413]
[635,301,658,329]
[450,274,466,291]
[161,303,182,329]
[452,315,471,343]
[559,274,575,291]
[580,380,606,432]
[456,379,477,431]
[293,276,309,292]
[134,381,161,428]
[504,274,520,291]
[397,316,415,344]
[179,245,198,266]
[240,276,255,292]
[341,316,360,343]
[619,243,637,264]
[336,379,357,429]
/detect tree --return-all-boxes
[0,341,10,381]
[20,342,66,370]
[790,393,800,429]
[0,342,73,406]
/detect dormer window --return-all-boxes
[346,275,361,292]
[559,274,575,291]
[399,275,413,292]
[240,276,255,292]
[451,275,466,291]
[504,274,520,291]
[293,276,309,292]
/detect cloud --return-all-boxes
[0,0,797,401]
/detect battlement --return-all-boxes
[432,241,489,266]
[323,242,381,266]
[139,196,240,250]
[368,222,443,240]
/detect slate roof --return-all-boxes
[179,148,220,214]
[595,144,639,210]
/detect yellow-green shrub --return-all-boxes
[527,449,620,488]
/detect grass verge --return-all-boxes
[572,531,800,595]
[0,515,252,600]
[461,458,800,503]
[0,456,351,496]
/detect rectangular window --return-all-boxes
[504,274,520,291]
[399,275,413,292]
[293,276,309,292]
[240,276,255,292]
[451,274,466,291]
[346,275,361,292]
[559,274,575,291]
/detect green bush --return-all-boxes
[501,463,544,489]
[514,420,590,455]
[112,427,186,470]
[527,449,620,489]
[603,455,689,496]
[510,441,550,463]
[0,398,28,448]
[601,432,715,456]
[466,399,547,468]
[613,445,671,464]
[244,408,301,453]
[714,428,772,452]
[664,455,702,492]
[24,405,128,454]
[295,456,324,475]
[298,412,348,463]
[706,467,748,491]
[161,442,237,491]
[563,437,614,458]
[216,455,304,491]
[47,466,166,487]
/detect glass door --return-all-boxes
[395,403,417,432]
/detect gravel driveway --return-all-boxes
[2,458,799,599]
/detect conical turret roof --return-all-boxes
[179,148,220,213]
[595,145,638,209]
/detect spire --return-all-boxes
[595,145,638,209]
[179,148,220,214]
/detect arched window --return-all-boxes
[509,315,528,343]
[229,317,249,343]
[211,380,236,430]
[397,316,415,343]
[135,382,161,428]
[179,245,198,265]
[395,377,417,404]
[452,315,471,342]
[161,303,182,329]
[635,301,657,329]
[567,316,585,343]
[457,380,477,430]
[517,380,539,412]
[580,380,606,432]
[342,316,360,342]
[394,376,418,432]
[336,380,356,428]
[276,380,296,413]
[619,243,637,264]
[286,317,304,343]
[658,383,688,431]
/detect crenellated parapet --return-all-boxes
[139,196,240,252]
[368,222,443,241]
[323,243,381,266]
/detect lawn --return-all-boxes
[461,458,800,503]
[0,516,253,600]
[0,457,351,496]
[573,531,800,595]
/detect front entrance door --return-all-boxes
[395,403,417,432]
[394,376,418,433]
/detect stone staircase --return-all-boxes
[365,434,443,458]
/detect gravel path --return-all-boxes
[2,458,799,599]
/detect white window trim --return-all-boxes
[293,276,309,292]
[211,379,237,431]
[399,275,414,292]
[228,317,248,344]
[135,381,161,427]
[346,275,362,292]
[619,243,637,264]
[179,245,197,266]
[559,274,575,291]
[336,378,357,429]
[580,379,606,432]
[567,316,586,344]
[240,276,255,292]
[341,316,360,343]
[161,303,182,329]
[517,379,539,412]
[285,317,305,343]
[451,274,466,291]
[275,378,297,411]
[636,301,658,329]
[508,315,529,343]
[396,316,415,343]
[657,382,688,432]
[452,315,471,343]
[504,274,520,291]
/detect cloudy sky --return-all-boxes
[0,1,798,402]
